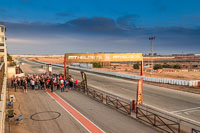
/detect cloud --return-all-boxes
[117,14,139,30]
[56,12,74,17]
[2,16,200,40]
[192,15,200,18]
[66,17,117,33]
[0,8,6,13]
[3,18,200,55]
[152,0,167,12]
[19,0,29,2]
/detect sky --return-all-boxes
[0,0,200,55]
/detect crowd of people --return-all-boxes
[11,73,79,93]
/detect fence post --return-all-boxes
[116,97,119,109]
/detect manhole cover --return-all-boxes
[30,111,61,121]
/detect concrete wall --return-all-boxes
[7,66,16,78]
[0,77,7,133]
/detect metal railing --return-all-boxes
[192,128,200,133]
[106,95,131,114]
[139,104,200,133]
[136,106,180,133]
[75,84,132,115]
[87,88,103,102]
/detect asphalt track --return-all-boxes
[19,58,200,123]
[10,59,158,133]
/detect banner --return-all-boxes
[136,78,143,105]
[66,66,69,78]
[81,71,87,90]
[65,53,143,63]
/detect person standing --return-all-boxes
[27,76,30,87]
[60,79,64,92]
[69,77,73,90]
[35,79,39,90]
[31,79,35,90]
[50,78,54,92]
[45,77,50,90]
[24,79,28,93]
[13,78,17,92]
[53,77,57,90]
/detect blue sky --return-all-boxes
[1,0,200,54]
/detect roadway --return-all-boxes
[19,58,200,123]
[10,58,158,133]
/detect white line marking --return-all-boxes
[53,92,105,133]
[170,107,200,114]
[46,92,92,133]
[143,103,200,125]
[46,92,105,133]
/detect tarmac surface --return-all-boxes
[9,59,158,133]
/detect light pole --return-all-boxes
[149,36,155,74]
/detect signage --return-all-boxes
[81,71,88,90]
[65,53,143,63]
[65,66,69,78]
[136,78,143,105]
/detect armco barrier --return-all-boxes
[28,59,200,87]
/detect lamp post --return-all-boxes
[149,36,155,74]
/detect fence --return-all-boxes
[75,84,132,115]
[74,84,200,133]
[136,106,180,133]
[192,128,200,133]
[106,95,131,114]
[138,104,200,133]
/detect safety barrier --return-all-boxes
[75,84,132,115]
[140,104,200,133]
[192,128,200,133]
[29,59,200,87]
[106,95,131,114]
[87,88,103,102]
[136,106,180,133]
